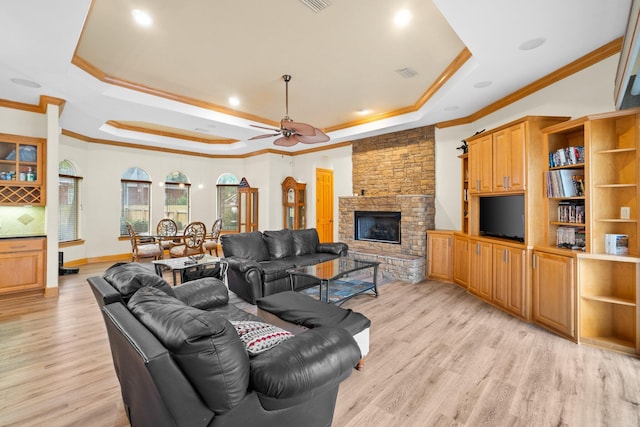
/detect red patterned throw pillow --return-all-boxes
[230,320,293,356]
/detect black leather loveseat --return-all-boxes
[88,262,361,427]
[221,228,348,304]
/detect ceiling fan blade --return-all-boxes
[248,133,280,140]
[250,124,281,132]
[282,120,316,136]
[273,135,300,147]
[296,128,330,144]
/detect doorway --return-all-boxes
[315,168,333,242]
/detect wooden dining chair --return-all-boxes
[203,218,222,256]
[156,218,178,251]
[126,222,163,262]
[169,221,207,258]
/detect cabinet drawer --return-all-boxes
[0,238,44,253]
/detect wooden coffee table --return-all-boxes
[287,258,379,304]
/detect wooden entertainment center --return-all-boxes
[429,109,640,356]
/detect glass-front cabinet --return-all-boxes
[282,176,306,230]
[0,133,45,205]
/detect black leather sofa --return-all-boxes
[221,228,348,304]
[88,262,361,427]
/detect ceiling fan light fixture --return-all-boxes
[248,74,329,147]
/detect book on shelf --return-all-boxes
[545,169,584,197]
[605,234,629,255]
[548,146,584,167]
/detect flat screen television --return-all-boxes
[479,195,525,242]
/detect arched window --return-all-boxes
[164,170,190,230]
[121,167,151,236]
[216,173,239,232]
[59,160,82,242]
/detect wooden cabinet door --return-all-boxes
[453,234,469,288]
[0,238,45,294]
[427,231,453,282]
[468,134,492,194]
[532,250,575,339]
[493,123,526,192]
[493,244,526,317]
[469,239,492,299]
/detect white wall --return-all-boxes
[434,54,620,230]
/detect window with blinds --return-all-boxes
[59,160,82,242]
[216,173,239,232]
[164,171,190,230]
[121,167,151,236]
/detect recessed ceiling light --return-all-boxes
[194,128,210,133]
[444,106,459,111]
[519,37,546,51]
[228,96,240,107]
[356,109,371,115]
[132,9,153,27]
[10,78,41,88]
[394,9,412,27]
[473,81,493,89]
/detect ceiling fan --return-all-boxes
[249,74,330,147]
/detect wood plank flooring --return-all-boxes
[1,262,639,426]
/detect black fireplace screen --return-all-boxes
[354,211,401,244]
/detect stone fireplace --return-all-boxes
[338,125,436,283]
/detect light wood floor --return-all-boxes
[1,262,639,427]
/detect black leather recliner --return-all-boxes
[88,262,361,427]
[221,228,348,304]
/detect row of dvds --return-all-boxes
[545,169,585,197]
[549,146,584,168]
[556,226,586,249]
[557,201,585,224]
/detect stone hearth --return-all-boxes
[339,195,434,283]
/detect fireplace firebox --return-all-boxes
[354,211,401,244]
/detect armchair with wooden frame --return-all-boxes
[203,218,222,256]
[125,222,163,262]
[156,218,179,252]
[169,221,207,258]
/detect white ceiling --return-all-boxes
[0,0,632,156]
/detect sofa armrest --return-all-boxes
[316,242,348,256]
[226,257,264,274]
[249,326,360,408]
[225,257,266,304]
[173,277,229,309]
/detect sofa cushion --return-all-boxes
[260,258,298,283]
[263,229,294,259]
[104,262,175,300]
[291,229,320,256]
[173,277,228,309]
[230,320,293,356]
[128,286,250,414]
[220,231,270,261]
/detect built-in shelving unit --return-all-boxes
[539,108,640,355]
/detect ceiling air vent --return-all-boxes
[299,0,331,13]
[396,67,418,79]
